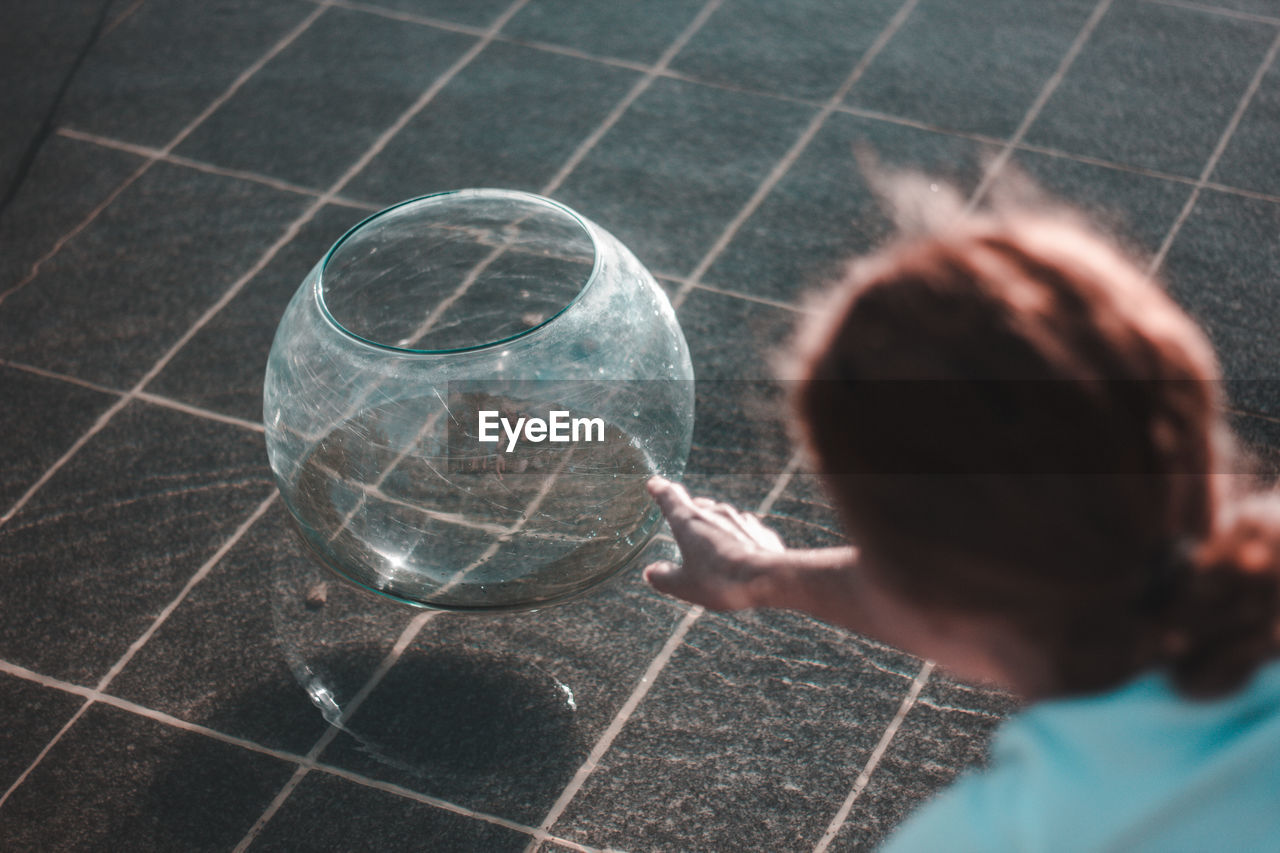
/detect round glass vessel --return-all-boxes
[263,190,694,611]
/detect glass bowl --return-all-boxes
[263,189,694,611]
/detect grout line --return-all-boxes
[758,451,803,516]
[103,0,148,35]
[691,282,810,314]
[55,127,380,211]
[1011,139,1201,187]
[1,358,265,435]
[318,0,487,37]
[133,392,265,433]
[832,103,1005,148]
[811,660,934,853]
[1148,28,1280,275]
[1227,405,1280,426]
[0,1,333,308]
[1141,0,1280,26]
[671,0,922,309]
[539,0,727,197]
[0,358,124,398]
[965,0,1114,212]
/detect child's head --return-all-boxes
[795,201,1280,698]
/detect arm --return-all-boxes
[643,477,920,647]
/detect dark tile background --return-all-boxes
[3,0,1279,849]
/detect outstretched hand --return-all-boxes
[643,476,787,611]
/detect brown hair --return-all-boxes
[795,203,1280,698]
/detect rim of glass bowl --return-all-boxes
[314,188,602,356]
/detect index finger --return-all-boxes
[646,476,697,523]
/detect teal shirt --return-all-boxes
[881,659,1280,852]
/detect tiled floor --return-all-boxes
[2,0,1279,850]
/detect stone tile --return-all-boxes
[0,134,144,293]
[147,203,358,423]
[846,0,1097,139]
[503,0,707,63]
[1230,411,1280,484]
[346,41,640,206]
[0,671,84,793]
[554,77,815,277]
[316,569,687,825]
[670,0,906,101]
[0,0,106,197]
[676,289,803,509]
[1009,149,1193,255]
[1025,1,1276,177]
[57,0,315,149]
[175,6,478,190]
[828,676,1015,851]
[0,703,295,851]
[0,365,117,513]
[0,402,275,684]
[107,502,413,756]
[765,471,849,550]
[550,607,915,850]
[254,771,530,851]
[1198,0,1280,15]
[0,161,312,388]
[703,112,994,304]
[366,0,516,28]
[1212,54,1280,198]
[1160,190,1280,417]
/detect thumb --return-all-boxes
[643,560,682,595]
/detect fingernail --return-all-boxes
[647,476,668,493]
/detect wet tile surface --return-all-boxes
[317,572,687,824]
[0,703,295,852]
[147,203,359,423]
[1212,55,1280,197]
[1009,149,1193,255]
[107,503,411,756]
[845,0,1097,139]
[550,608,916,851]
[0,162,313,388]
[346,41,640,205]
[252,771,531,852]
[1161,189,1280,417]
[57,0,316,149]
[0,403,274,684]
[554,77,815,276]
[174,6,478,191]
[828,677,1017,851]
[0,672,83,794]
[670,0,907,101]
[702,111,994,303]
[1025,1,1276,177]
[0,134,144,293]
[504,0,708,64]
[0,364,118,513]
[4,0,1280,847]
